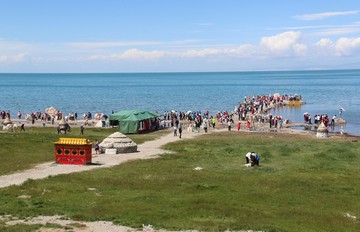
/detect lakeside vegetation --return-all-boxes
[0,127,169,176]
[0,129,359,231]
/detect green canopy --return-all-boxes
[109,110,160,134]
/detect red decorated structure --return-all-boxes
[54,138,93,165]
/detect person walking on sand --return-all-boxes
[94,139,100,154]
[178,125,182,139]
[331,115,336,126]
[20,123,25,132]
[203,120,208,133]
[173,126,177,137]
[247,121,251,130]
[237,121,241,131]
[211,116,216,129]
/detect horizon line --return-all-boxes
[0,68,359,75]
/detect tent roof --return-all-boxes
[110,110,160,121]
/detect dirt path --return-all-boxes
[0,128,206,189]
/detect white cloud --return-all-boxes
[0,53,30,63]
[293,43,307,56]
[224,44,258,57]
[0,55,7,62]
[260,31,304,55]
[81,31,310,61]
[13,53,30,62]
[181,48,221,58]
[316,38,334,47]
[313,37,360,56]
[85,49,168,61]
[120,49,167,59]
[2,31,360,70]
[80,31,360,62]
[294,10,359,21]
[314,38,335,56]
[335,37,360,56]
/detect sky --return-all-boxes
[0,0,359,73]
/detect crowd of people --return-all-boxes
[303,113,341,127]
[1,93,344,136]
[1,93,292,135]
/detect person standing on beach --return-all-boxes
[173,125,177,136]
[247,121,251,130]
[237,121,241,131]
[18,111,22,119]
[228,120,231,131]
[212,116,216,129]
[331,115,336,126]
[203,119,208,133]
[178,125,182,139]
[20,123,25,132]
[339,108,344,117]
[94,139,100,154]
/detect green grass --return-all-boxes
[0,132,359,231]
[0,127,117,175]
[0,127,169,175]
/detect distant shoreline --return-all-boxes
[3,117,359,139]
[1,68,360,75]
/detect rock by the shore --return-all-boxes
[334,117,346,125]
[45,106,60,116]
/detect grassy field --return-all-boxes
[0,130,359,231]
[0,127,170,176]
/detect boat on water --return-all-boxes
[283,100,304,106]
[283,94,304,106]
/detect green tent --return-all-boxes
[109,110,160,134]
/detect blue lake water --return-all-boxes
[0,70,359,135]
